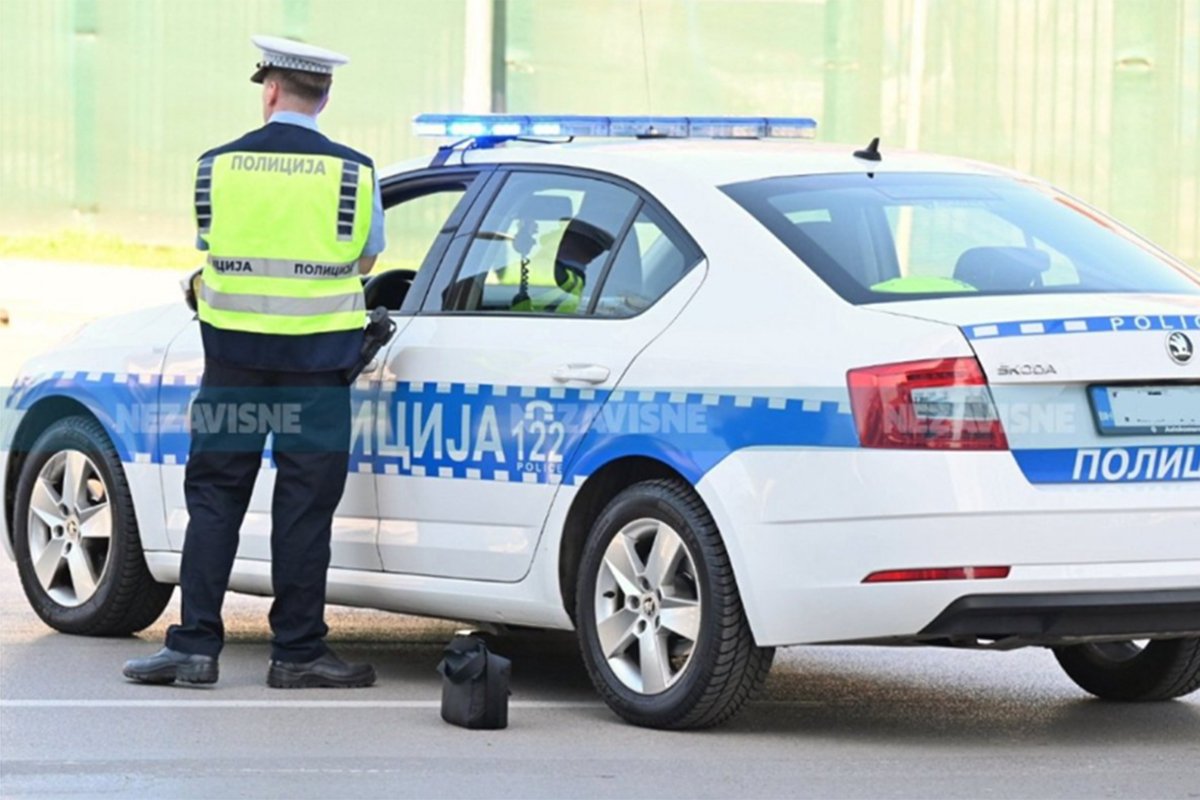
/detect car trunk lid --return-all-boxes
[871,293,1200,384]
[867,293,1200,484]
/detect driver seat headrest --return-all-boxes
[953,246,1051,292]
[555,218,616,272]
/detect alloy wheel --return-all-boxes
[25,450,113,606]
[592,518,702,694]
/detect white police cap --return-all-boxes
[250,35,349,84]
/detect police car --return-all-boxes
[3,114,1199,729]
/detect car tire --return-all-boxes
[575,478,774,729]
[1052,638,1200,701]
[13,416,173,635]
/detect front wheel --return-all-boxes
[13,416,173,635]
[576,479,774,729]
[1052,639,1200,701]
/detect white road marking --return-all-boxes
[0,699,603,710]
[0,698,818,709]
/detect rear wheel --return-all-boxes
[13,416,173,635]
[576,478,774,729]
[1052,638,1200,701]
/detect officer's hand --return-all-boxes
[182,268,202,314]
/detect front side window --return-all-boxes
[378,186,467,274]
[440,172,637,314]
[723,173,1200,303]
[367,178,477,312]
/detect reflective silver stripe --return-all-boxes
[337,160,360,242]
[195,157,214,235]
[200,284,366,316]
[206,256,358,280]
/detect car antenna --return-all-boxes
[854,137,882,162]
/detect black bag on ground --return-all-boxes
[436,635,511,729]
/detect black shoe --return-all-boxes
[267,649,376,689]
[123,647,218,685]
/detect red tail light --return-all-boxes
[863,566,1011,583]
[847,357,1008,450]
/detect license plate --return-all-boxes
[1090,385,1200,436]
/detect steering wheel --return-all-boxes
[363,269,418,311]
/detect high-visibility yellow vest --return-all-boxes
[491,255,586,314]
[195,151,374,336]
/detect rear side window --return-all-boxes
[588,207,694,318]
[722,173,1200,303]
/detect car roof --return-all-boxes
[380,139,1021,187]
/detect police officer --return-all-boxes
[124,36,385,688]
[502,217,612,314]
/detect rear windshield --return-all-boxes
[722,172,1200,304]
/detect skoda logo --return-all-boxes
[1166,332,1194,365]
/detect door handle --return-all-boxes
[551,363,610,384]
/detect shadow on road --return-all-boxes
[724,655,1200,746]
[364,628,1200,746]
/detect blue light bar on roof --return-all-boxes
[526,115,612,137]
[687,116,767,138]
[412,113,817,140]
[766,117,819,138]
[608,116,691,138]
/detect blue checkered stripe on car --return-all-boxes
[966,314,1200,340]
[7,369,168,463]
[351,381,859,484]
[13,371,1197,486]
[10,369,167,393]
[9,371,862,484]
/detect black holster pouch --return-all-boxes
[343,306,397,383]
[436,636,511,730]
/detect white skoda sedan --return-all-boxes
[3,115,1198,729]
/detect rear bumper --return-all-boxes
[699,449,1200,647]
[918,589,1200,645]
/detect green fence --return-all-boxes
[1,0,1197,267]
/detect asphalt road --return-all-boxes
[1,556,1198,800]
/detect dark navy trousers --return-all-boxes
[165,359,351,662]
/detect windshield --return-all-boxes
[722,172,1200,304]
